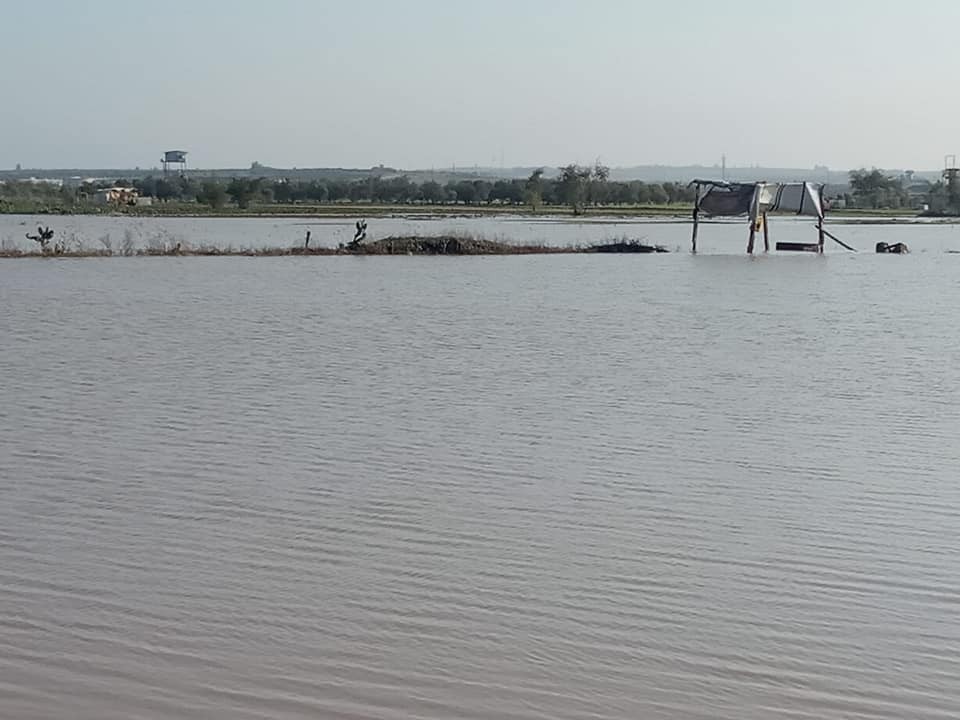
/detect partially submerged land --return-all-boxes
[5,200,694,219]
[0,199,944,223]
[0,235,668,259]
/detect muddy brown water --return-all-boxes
[2,226,960,719]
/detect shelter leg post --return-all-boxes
[747,223,755,255]
[762,213,769,252]
[817,218,825,254]
[691,207,699,254]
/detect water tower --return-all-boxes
[162,150,188,175]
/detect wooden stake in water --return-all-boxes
[691,205,699,254]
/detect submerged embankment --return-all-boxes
[0,236,666,258]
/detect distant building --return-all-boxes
[905,180,932,210]
[24,177,63,187]
[92,187,141,205]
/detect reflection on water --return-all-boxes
[1,246,960,719]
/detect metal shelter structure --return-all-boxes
[689,180,826,254]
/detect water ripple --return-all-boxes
[2,245,959,719]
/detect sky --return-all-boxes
[2,0,958,171]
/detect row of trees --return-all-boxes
[7,166,960,215]
[846,169,912,209]
[116,165,697,210]
[0,180,75,210]
[846,167,960,214]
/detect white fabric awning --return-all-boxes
[750,182,823,220]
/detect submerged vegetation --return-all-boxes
[0,232,668,259]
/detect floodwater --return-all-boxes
[2,218,960,719]
[3,211,960,253]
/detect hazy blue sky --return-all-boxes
[2,1,957,170]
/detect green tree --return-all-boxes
[634,182,650,204]
[420,180,444,204]
[196,182,228,209]
[587,162,610,206]
[491,179,524,205]
[135,176,158,198]
[612,182,636,205]
[227,178,259,208]
[524,168,544,211]
[473,180,492,204]
[647,183,669,204]
[155,178,179,202]
[926,180,955,215]
[326,180,349,201]
[308,181,329,203]
[557,164,593,215]
[272,180,294,203]
[452,180,476,204]
[849,168,907,209]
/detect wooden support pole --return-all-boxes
[691,183,700,254]
[817,184,826,254]
[747,222,756,255]
[691,206,699,254]
[762,213,770,252]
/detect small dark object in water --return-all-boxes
[876,241,909,254]
[776,242,820,252]
[592,241,667,253]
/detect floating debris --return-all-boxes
[875,241,909,254]
[590,240,668,253]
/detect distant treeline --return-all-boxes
[7,166,957,215]
[137,167,699,209]
[0,181,75,212]
[0,165,698,213]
